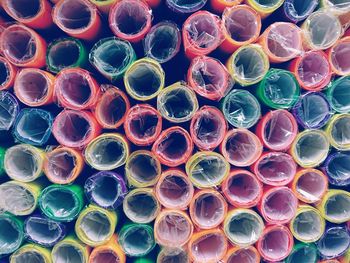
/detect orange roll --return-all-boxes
[89,234,126,263]
[188,229,228,263]
[44,146,84,184]
[258,22,302,63]
[327,36,350,76]
[154,209,193,247]
[55,68,100,110]
[189,189,227,229]
[94,85,130,129]
[220,5,261,53]
[319,260,341,263]
[210,0,243,13]
[0,56,17,90]
[223,246,260,263]
[2,0,53,29]
[0,24,47,68]
[53,0,101,41]
[14,68,54,107]
[155,169,194,210]
[222,169,262,208]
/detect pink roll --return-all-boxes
[328,36,350,76]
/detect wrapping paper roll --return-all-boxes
[157,248,189,263]
[85,171,127,210]
[0,212,24,257]
[53,0,101,41]
[325,113,350,151]
[89,235,126,263]
[10,244,52,263]
[285,243,318,263]
[210,0,244,13]
[317,226,350,259]
[246,0,284,18]
[323,152,350,186]
[166,0,207,13]
[0,91,19,131]
[89,0,118,14]
[326,76,350,113]
[0,56,17,91]
[282,0,318,23]
[224,246,260,263]
[52,236,90,263]
[328,36,350,76]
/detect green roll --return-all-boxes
[0,212,24,257]
[133,257,154,263]
[285,243,318,263]
[326,76,350,113]
[0,147,5,175]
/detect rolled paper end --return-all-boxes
[246,0,284,18]
[0,24,46,68]
[224,246,260,263]
[189,189,227,229]
[123,188,160,224]
[327,76,350,113]
[222,89,261,128]
[290,205,325,243]
[155,209,193,247]
[124,104,162,146]
[157,247,189,263]
[292,168,328,204]
[220,4,261,53]
[152,126,193,167]
[85,171,127,210]
[317,226,350,259]
[0,213,24,256]
[118,224,155,257]
[283,0,318,23]
[89,235,126,263]
[166,0,207,13]
[187,56,233,101]
[328,37,350,76]
[257,68,300,110]
[144,22,181,64]
[190,106,227,151]
[183,11,223,59]
[260,186,298,224]
[109,0,152,43]
[155,169,194,210]
[125,150,161,188]
[0,91,19,131]
[85,133,129,171]
[52,237,90,263]
[291,130,330,168]
[10,244,51,263]
[257,225,294,262]
[188,229,228,263]
[0,56,17,91]
[285,243,318,263]
[326,113,350,151]
[90,37,136,81]
[222,170,262,208]
[52,110,101,149]
[47,38,88,74]
[4,144,44,182]
[323,152,350,186]
[319,190,350,224]
[53,0,101,40]
[124,58,165,101]
[221,128,263,167]
[89,0,118,14]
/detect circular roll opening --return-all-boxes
[12,251,45,263]
[191,233,226,262]
[331,116,350,146]
[0,92,18,130]
[48,40,80,71]
[226,173,260,204]
[254,0,281,7]
[127,153,160,185]
[158,248,188,263]
[263,189,297,222]
[89,175,122,208]
[0,183,35,214]
[296,171,327,202]
[295,132,329,165]
[227,212,262,244]
[227,248,258,263]
[225,131,259,164]
[260,228,291,260]
[0,217,21,254]
[0,61,9,87]
[167,0,206,12]
[92,251,119,263]
[80,211,110,243]
[46,149,77,183]
[330,77,350,112]
[325,193,350,222]
[16,71,48,104]
[193,193,225,228]
[292,210,322,241]
[26,217,62,244]
[156,131,189,160]
[331,41,350,74]
[97,90,127,127]
[298,53,329,87]
[327,154,350,184]
[56,0,92,30]
[287,245,317,263]
[7,0,40,19]
[120,225,154,256]
[128,110,159,141]
[286,0,317,19]
[53,244,84,263]
[318,227,350,258]
[125,192,158,222]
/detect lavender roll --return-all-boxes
[323,152,350,186]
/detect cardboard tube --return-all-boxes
[210,0,244,13]
[166,0,207,13]
[84,171,127,210]
[182,11,223,59]
[0,24,47,68]
[323,152,350,186]
[224,246,260,263]
[123,188,161,224]
[89,235,126,263]
[290,205,325,243]
[10,244,51,263]
[89,0,118,14]
[14,68,54,107]
[327,76,350,113]
[0,213,24,257]
[190,106,227,151]
[246,0,284,18]
[282,0,318,23]
[157,247,189,263]
[53,0,101,41]
[328,37,350,76]
[285,243,318,263]
[155,169,194,210]
[124,104,162,146]
[52,236,90,263]
[188,229,228,263]
[0,91,19,131]
[52,109,101,148]
[109,0,152,43]
[187,56,233,101]
[85,133,129,171]
[154,209,193,247]
[256,225,294,262]
[292,168,328,204]
[189,189,227,229]
[221,128,262,167]
[325,113,350,151]
[0,56,17,91]
[152,126,193,167]
[316,226,350,259]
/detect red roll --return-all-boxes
[327,36,350,76]
[210,0,244,13]
[0,56,17,91]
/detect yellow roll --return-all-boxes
[325,114,350,151]
[52,236,90,263]
[10,244,52,263]
[245,0,284,18]
[89,234,126,263]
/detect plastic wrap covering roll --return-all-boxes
[282,0,318,23]
[10,244,51,263]
[285,243,318,263]
[166,0,207,13]
[289,205,325,243]
[0,57,17,91]
[323,152,350,186]
[154,209,193,247]
[53,0,101,41]
[187,56,233,101]
[0,24,47,68]
[109,0,152,43]
[144,22,181,64]
[85,133,129,171]
[4,144,44,182]
[52,236,90,263]
[326,76,350,113]
[155,169,194,210]
[186,151,229,188]
[223,209,264,247]
[224,246,260,263]
[0,91,19,131]
[0,180,42,216]
[124,104,162,146]
[39,184,84,222]
[157,247,189,263]
[325,113,350,151]
[75,205,117,247]
[89,235,126,263]
[256,69,300,110]
[221,89,261,128]
[90,37,136,81]
[317,226,350,259]
[328,37,350,76]
[89,0,118,14]
[189,189,227,229]
[246,0,284,18]
[24,215,66,247]
[125,150,161,188]
[123,188,161,224]
[0,213,24,257]
[47,38,88,74]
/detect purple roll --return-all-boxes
[283,0,318,23]
[323,152,350,186]
[166,0,207,13]
[292,92,331,129]
[317,225,350,259]
[84,171,128,210]
[0,91,19,131]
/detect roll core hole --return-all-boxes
[289,0,316,17]
[0,183,35,214]
[16,71,48,103]
[46,150,76,182]
[0,217,21,252]
[129,112,159,139]
[128,154,159,183]
[328,155,350,182]
[226,173,260,203]
[59,72,92,106]
[233,48,266,80]
[191,233,226,261]
[8,0,40,19]
[98,92,127,126]
[192,111,221,144]
[296,171,327,201]
[121,226,153,256]
[13,251,45,263]
[49,41,80,69]
[126,193,157,221]
[292,210,322,239]
[332,42,350,73]
[225,132,257,163]
[90,176,121,207]
[264,189,297,221]
[158,174,191,207]
[331,116,350,145]
[296,133,328,163]
[257,154,295,183]
[331,78,350,111]
[162,89,194,119]
[53,245,84,263]
[261,229,290,260]
[80,212,110,242]
[264,112,294,147]
[26,217,62,243]
[92,251,119,263]
[42,189,77,218]
[263,72,297,105]
[187,14,219,48]
[194,193,224,227]
[228,248,258,263]
[227,213,262,244]
[191,156,227,185]
[57,0,92,30]
[225,8,258,42]
[157,131,189,160]
[325,194,350,221]
[157,213,191,244]
[88,138,125,167]
[297,54,329,86]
